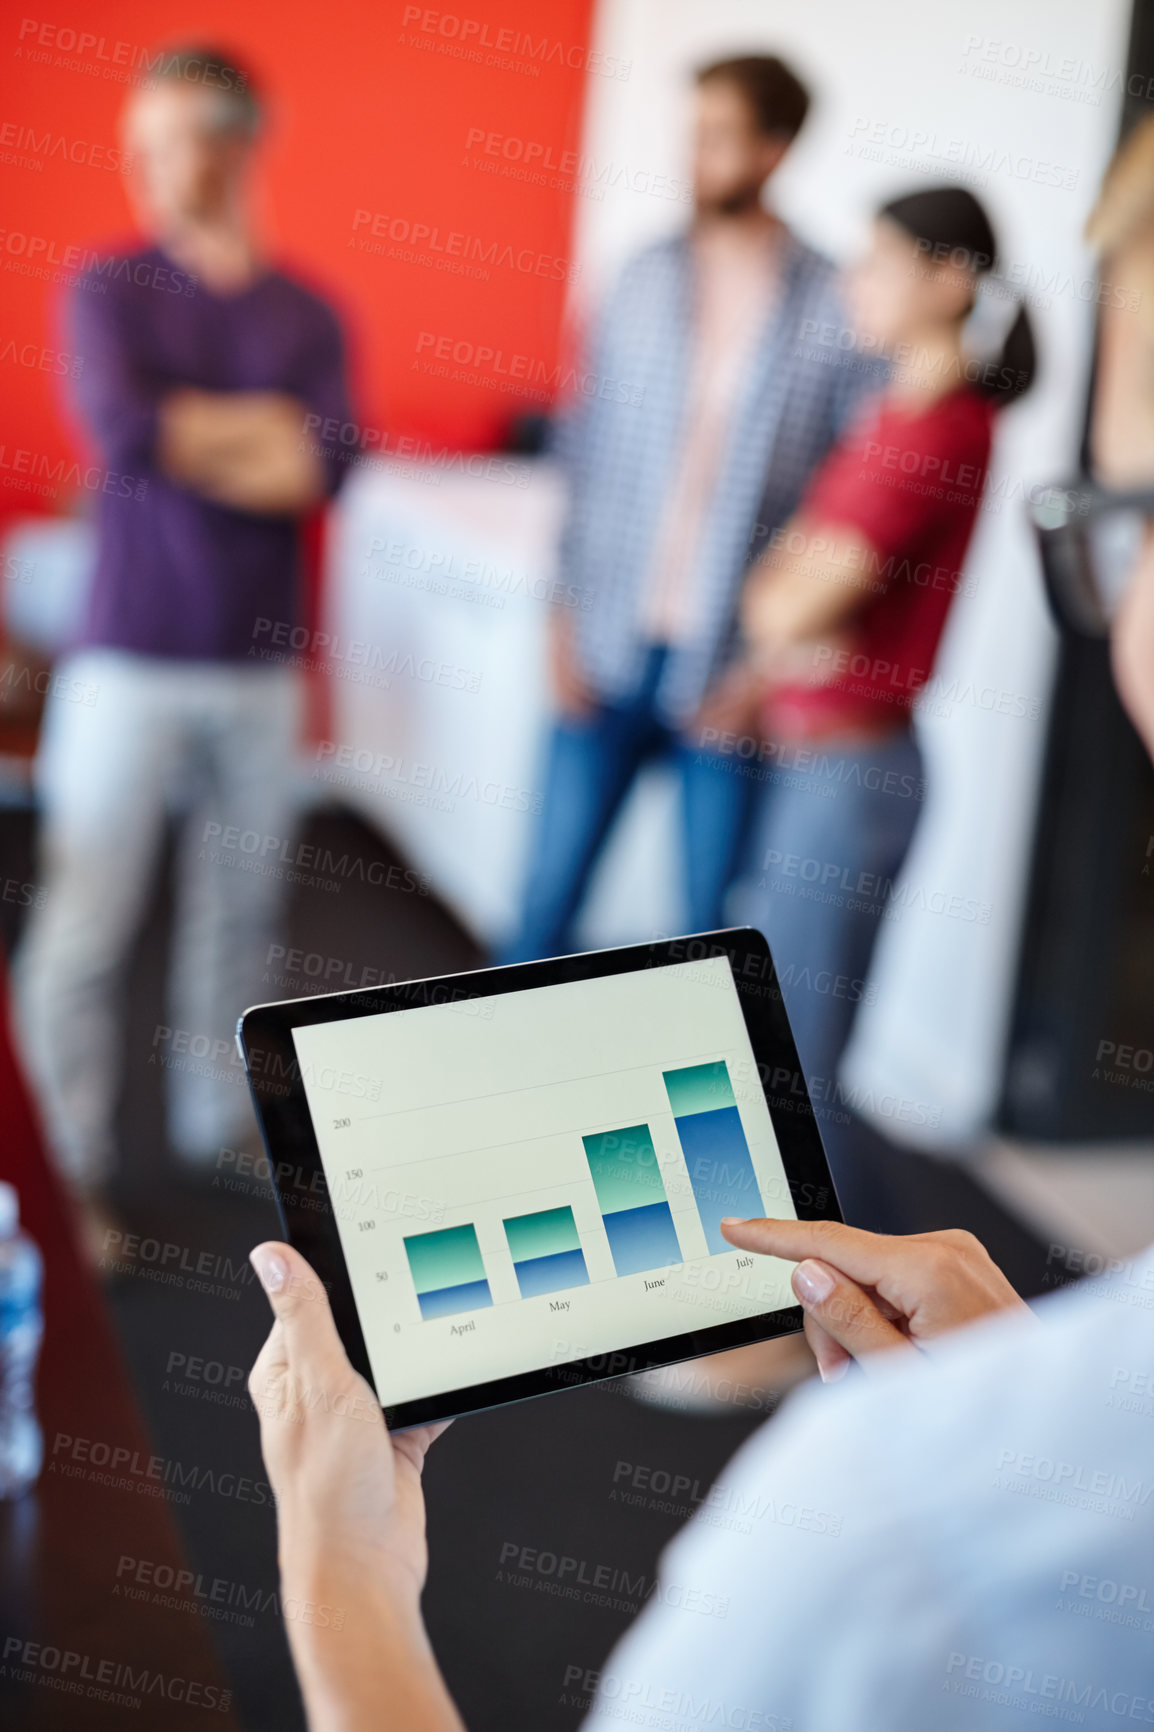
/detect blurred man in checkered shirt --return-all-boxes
[503,52,877,962]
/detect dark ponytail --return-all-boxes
[879,185,1037,405]
[989,302,1036,405]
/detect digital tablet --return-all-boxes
[238,929,840,1428]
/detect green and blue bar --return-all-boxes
[664,1061,764,1253]
[503,1204,589,1298]
[582,1123,682,1277]
[403,1222,493,1320]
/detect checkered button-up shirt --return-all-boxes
[556,229,878,725]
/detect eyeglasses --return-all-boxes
[1028,478,1154,637]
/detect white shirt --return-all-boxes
[586,1248,1154,1731]
[638,226,777,646]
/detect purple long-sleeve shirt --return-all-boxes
[66,245,353,661]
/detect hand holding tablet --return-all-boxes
[238,929,841,1426]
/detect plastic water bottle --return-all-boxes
[0,1182,43,1498]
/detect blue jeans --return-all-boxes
[727,730,924,1097]
[502,647,754,962]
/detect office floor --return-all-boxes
[0,800,1125,1731]
[980,1140,1154,1260]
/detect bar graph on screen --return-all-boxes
[398,1065,770,1320]
[297,955,799,1403]
[664,1060,765,1253]
[582,1123,683,1277]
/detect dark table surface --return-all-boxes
[0,972,243,1732]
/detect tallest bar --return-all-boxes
[664,1061,765,1252]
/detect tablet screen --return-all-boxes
[290,954,799,1410]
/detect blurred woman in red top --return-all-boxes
[729,186,1036,1186]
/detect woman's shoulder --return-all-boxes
[887,383,995,463]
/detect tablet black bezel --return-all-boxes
[239,927,841,1429]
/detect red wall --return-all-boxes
[0,0,596,528]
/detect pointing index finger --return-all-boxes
[719,1216,909,1289]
